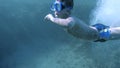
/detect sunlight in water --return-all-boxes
[91,0,120,27]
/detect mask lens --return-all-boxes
[55,3,61,11]
[51,1,62,12]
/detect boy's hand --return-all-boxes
[44,14,54,21]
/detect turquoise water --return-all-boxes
[0,0,120,68]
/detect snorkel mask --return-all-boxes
[51,0,64,12]
[51,0,73,12]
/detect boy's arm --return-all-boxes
[45,14,73,28]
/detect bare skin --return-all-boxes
[45,8,120,42]
[45,9,99,41]
[109,27,120,40]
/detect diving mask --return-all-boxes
[51,0,64,12]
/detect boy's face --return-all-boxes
[54,9,70,18]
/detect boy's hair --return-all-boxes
[61,0,74,9]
